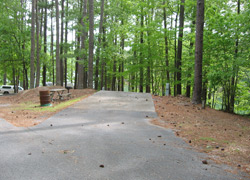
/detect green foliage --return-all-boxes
[0,0,249,114]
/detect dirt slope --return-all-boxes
[0,86,95,127]
[152,95,250,176]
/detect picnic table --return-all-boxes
[50,88,71,101]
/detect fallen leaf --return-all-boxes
[202,160,208,164]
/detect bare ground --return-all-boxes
[151,95,250,176]
[0,86,96,127]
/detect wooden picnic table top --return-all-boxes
[50,88,66,92]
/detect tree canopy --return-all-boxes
[0,0,249,114]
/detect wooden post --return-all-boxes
[202,100,206,109]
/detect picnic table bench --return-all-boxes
[50,88,71,101]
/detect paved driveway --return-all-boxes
[0,91,245,180]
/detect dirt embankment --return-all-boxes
[0,86,96,127]
[152,95,250,176]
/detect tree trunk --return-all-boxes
[75,35,81,89]
[176,0,185,95]
[120,19,125,92]
[186,18,195,97]
[229,0,240,113]
[163,0,170,95]
[83,0,88,89]
[43,0,47,86]
[101,10,107,90]
[3,70,7,85]
[51,0,54,85]
[112,34,117,91]
[95,0,105,90]
[35,1,40,87]
[30,0,36,89]
[64,0,68,87]
[139,2,144,93]
[60,0,64,86]
[78,0,87,89]
[192,0,204,104]
[131,50,136,92]
[146,14,151,93]
[88,0,94,88]
[13,66,16,93]
[118,63,121,91]
[174,6,179,96]
[77,1,83,89]
[55,0,60,85]
[20,0,27,89]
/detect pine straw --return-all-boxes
[151,95,250,176]
[0,86,96,127]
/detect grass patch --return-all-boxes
[14,96,86,112]
[241,126,250,131]
[199,137,216,141]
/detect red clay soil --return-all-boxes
[0,86,96,127]
[151,95,250,176]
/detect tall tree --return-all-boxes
[95,0,105,90]
[35,0,40,87]
[88,0,94,88]
[60,0,64,86]
[42,0,48,86]
[139,1,144,93]
[20,0,28,90]
[100,6,107,90]
[163,0,170,95]
[192,0,204,104]
[83,0,88,88]
[120,19,125,92]
[112,30,117,91]
[186,5,196,98]
[229,0,240,113]
[78,0,86,89]
[64,0,69,87]
[174,5,179,96]
[176,0,185,95]
[55,0,60,85]
[30,0,36,89]
[51,0,55,85]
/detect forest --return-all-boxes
[0,0,249,114]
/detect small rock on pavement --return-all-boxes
[99,165,104,168]
[28,153,32,155]
[202,160,208,165]
[50,124,53,127]
[121,122,124,124]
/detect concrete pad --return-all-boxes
[0,91,247,180]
